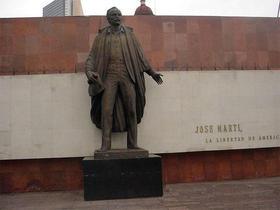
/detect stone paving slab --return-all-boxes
[0,177,280,210]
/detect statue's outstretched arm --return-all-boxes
[146,69,163,85]
[130,32,163,85]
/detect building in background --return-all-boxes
[43,0,84,17]
[135,0,154,15]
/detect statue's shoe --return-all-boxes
[99,146,111,151]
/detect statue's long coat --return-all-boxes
[86,25,152,132]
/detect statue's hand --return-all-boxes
[88,71,99,81]
[152,73,163,85]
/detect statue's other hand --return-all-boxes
[152,73,163,85]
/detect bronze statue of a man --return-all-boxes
[85,7,163,151]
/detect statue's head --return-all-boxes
[106,7,122,26]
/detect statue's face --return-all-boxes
[107,9,122,26]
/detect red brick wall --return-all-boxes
[0,158,83,193]
[0,16,279,76]
[1,148,280,193]
[162,148,280,184]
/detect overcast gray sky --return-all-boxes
[0,0,279,18]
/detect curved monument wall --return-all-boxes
[0,15,280,193]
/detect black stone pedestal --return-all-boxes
[82,155,163,201]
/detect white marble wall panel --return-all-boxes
[0,70,280,160]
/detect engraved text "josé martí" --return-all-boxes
[195,124,243,134]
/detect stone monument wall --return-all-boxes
[0,16,280,193]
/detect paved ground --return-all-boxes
[1,177,280,210]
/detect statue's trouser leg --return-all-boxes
[101,77,118,151]
[119,78,137,149]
